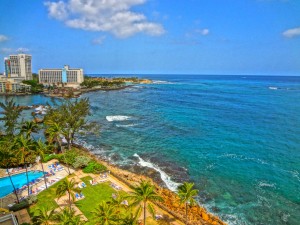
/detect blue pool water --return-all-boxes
[0,171,44,198]
[1,75,300,225]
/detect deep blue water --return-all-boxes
[0,171,44,197]
[1,75,300,225]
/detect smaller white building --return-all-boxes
[38,65,84,87]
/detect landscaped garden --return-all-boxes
[75,176,116,221]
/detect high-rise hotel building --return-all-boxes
[4,54,32,80]
[38,65,84,87]
[1,54,32,93]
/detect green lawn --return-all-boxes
[28,178,66,217]
[75,176,116,223]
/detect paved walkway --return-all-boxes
[14,209,31,224]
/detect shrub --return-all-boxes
[27,195,37,204]
[43,154,58,162]
[83,161,107,174]
[9,200,29,212]
[43,154,64,163]
[62,149,80,165]
[72,156,91,169]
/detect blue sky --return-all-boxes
[0,0,299,75]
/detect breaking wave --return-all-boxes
[133,153,180,191]
[106,115,132,122]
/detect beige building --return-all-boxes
[0,77,31,93]
[5,54,32,80]
[38,65,84,87]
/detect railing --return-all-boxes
[0,213,19,225]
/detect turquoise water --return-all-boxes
[1,75,300,225]
[0,171,44,197]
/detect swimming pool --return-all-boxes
[0,171,44,198]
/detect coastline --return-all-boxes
[42,85,134,98]
[73,143,227,225]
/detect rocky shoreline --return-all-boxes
[73,143,228,225]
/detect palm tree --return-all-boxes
[32,207,56,225]
[56,179,80,209]
[121,207,142,225]
[110,192,129,210]
[35,139,51,189]
[0,139,20,203]
[0,98,22,136]
[54,207,84,225]
[14,134,36,196]
[129,181,163,225]
[92,201,119,225]
[177,182,199,225]
[20,121,39,139]
[46,122,63,151]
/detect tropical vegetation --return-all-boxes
[0,97,202,224]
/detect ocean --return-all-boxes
[2,75,300,225]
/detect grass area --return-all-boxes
[28,178,66,217]
[75,176,116,222]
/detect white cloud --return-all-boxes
[44,1,68,20]
[0,47,30,54]
[0,35,9,42]
[195,28,210,36]
[16,47,30,53]
[92,36,106,45]
[0,48,13,54]
[44,0,165,38]
[282,27,300,38]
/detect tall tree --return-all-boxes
[60,98,90,150]
[0,98,22,136]
[177,182,199,225]
[44,98,91,151]
[0,138,20,203]
[20,120,39,139]
[92,201,119,225]
[14,134,36,196]
[45,122,63,151]
[129,181,163,225]
[56,179,80,209]
[35,139,51,189]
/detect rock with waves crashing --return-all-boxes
[120,164,166,188]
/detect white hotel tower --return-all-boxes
[5,54,32,80]
[38,65,84,87]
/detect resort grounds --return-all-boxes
[0,153,227,225]
[1,159,184,225]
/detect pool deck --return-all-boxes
[0,160,73,210]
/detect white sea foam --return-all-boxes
[258,181,276,188]
[219,153,268,165]
[116,124,136,128]
[289,170,300,182]
[152,80,174,84]
[106,115,131,122]
[133,153,180,191]
[269,86,278,90]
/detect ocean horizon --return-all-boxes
[2,74,300,225]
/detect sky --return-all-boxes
[0,0,299,75]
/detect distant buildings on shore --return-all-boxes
[1,54,84,93]
[1,54,32,93]
[5,54,32,80]
[39,65,84,88]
